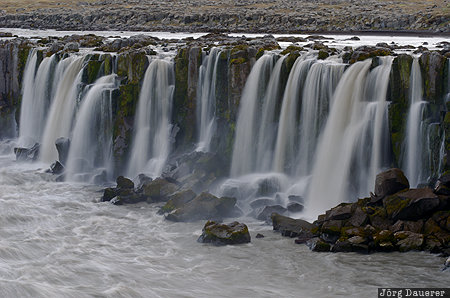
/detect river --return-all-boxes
[0,152,447,297]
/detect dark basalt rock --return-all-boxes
[116,176,134,189]
[48,161,64,175]
[373,168,410,202]
[55,137,70,165]
[141,177,180,202]
[198,220,251,245]
[287,202,304,213]
[158,189,197,214]
[256,205,287,223]
[165,192,237,222]
[271,213,314,238]
[279,168,450,255]
[14,143,40,161]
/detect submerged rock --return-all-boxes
[198,220,251,245]
[48,161,64,175]
[141,178,180,202]
[256,205,287,223]
[55,137,70,165]
[116,176,134,189]
[165,192,237,222]
[14,143,40,161]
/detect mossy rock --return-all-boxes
[198,220,251,245]
[373,230,395,245]
[280,45,303,56]
[383,194,411,219]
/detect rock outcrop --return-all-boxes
[198,220,251,245]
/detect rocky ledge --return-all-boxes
[273,168,450,256]
[0,0,448,33]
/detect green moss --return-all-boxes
[230,57,247,65]
[84,60,102,84]
[383,194,410,219]
[318,49,329,60]
[281,45,303,56]
[230,44,249,55]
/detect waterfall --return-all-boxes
[196,48,221,152]
[18,49,39,147]
[306,57,393,217]
[126,58,175,179]
[295,60,345,176]
[272,57,314,173]
[230,54,275,177]
[65,74,117,183]
[404,57,428,187]
[40,56,85,163]
[254,55,286,173]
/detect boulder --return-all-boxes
[394,231,424,252]
[48,161,64,175]
[116,176,134,189]
[287,202,304,213]
[14,143,40,161]
[102,187,117,202]
[165,193,236,222]
[306,238,331,252]
[271,213,314,238]
[256,205,287,222]
[373,168,409,200]
[158,189,197,214]
[142,178,180,201]
[327,203,353,220]
[135,174,152,192]
[55,137,70,165]
[197,221,251,245]
[249,198,276,209]
[384,188,440,221]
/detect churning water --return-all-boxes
[0,154,447,297]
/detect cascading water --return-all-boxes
[126,58,175,179]
[254,55,286,173]
[230,54,275,177]
[272,57,314,174]
[195,48,221,152]
[40,56,85,163]
[306,57,393,218]
[65,74,117,183]
[18,49,44,147]
[403,57,428,187]
[295,60,345,176]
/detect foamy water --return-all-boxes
[0,154,447,297]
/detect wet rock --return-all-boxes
[63,42,79,52]
[331,239,353,252]
[198,221,251,245]
[256,177,281,196]
[116,176,134,189]
[271,213,314,238]
[135,174,152,192]
[287,202,304,213]
[384,188,440,221]
[158,189,197,214]
[394,231,424,252]
[255,233,265,238]
[14,143,40,161]
[102,187,117,202]
[55,137,70,165]
[165,193,236,222]
[49,161,64,175]
[256,205,287,222]
[142,177,180,202]
[306,238,331,252]
[249,198,276,209]
[373,168,409,201]
[327,203,353,220]
[288,195,304,204]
